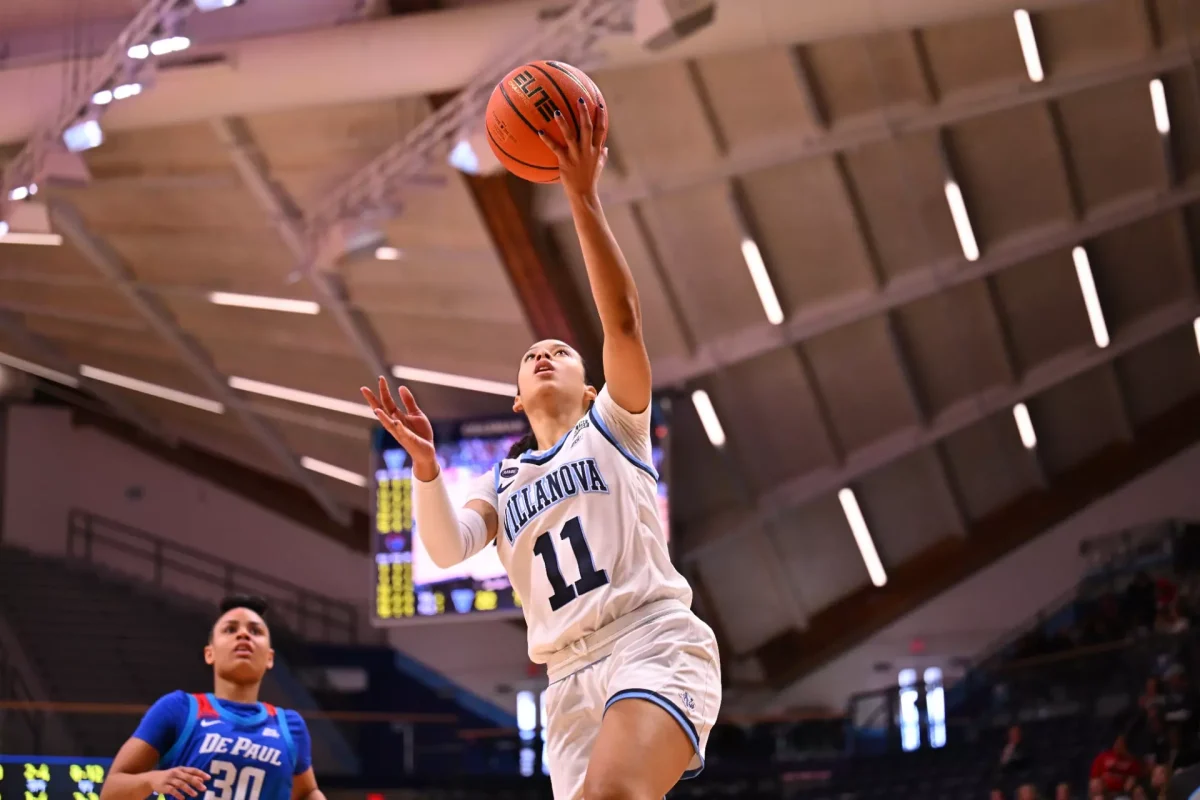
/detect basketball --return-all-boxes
[485,60,606,184]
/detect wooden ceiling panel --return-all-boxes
[1036,0,1154,77]
[920,12,1027,98]
[804,316,920,452]
[708,347,839,493]
[640,185,767,339]
[941,410,1040,519]
[1115,327,1200,426]
[805,31,929,122]
[1055,77,1170,210]
[856,448,963,565]
[991,248,1095,373]
[1088,212,1192,335]
[947,104,1074,244]
[738,157,878,313]
[693,45,823,152]
[842,132,961,279]
[893,279,1013,414]
[1026,366,1130,475]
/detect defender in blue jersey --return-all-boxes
[100,596,325,800]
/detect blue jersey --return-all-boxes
[133,692,312,800]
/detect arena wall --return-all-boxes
[0,405,532,712]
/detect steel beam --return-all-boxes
[0,310,169,441]
[682,299,1200,562]
[535,45,1200,222]
[209,117,394,384]
[651,177,1200,387]
[45,198,350,526]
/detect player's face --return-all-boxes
[514,339,594,414]
[205,608,274,683]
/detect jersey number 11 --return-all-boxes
[532,517,609,611]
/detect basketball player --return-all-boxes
[100,596,324,800]
[362,98,721,799]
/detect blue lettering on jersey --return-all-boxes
[502,457,609,545]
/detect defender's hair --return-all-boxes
[210,594,270,641]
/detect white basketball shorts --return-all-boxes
[542,605,722,800]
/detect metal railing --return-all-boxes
[66,510,359,644]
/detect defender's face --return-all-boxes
[206,608,274,682]
[514,339,590,412]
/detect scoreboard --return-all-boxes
[0,757,109,800]
[371,417,528,625]
[370,408,673,627]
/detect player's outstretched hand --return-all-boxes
[146,767,209,800]
[361,377,439,480]
[538,98,608,198]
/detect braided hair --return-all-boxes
[506,431,538,459]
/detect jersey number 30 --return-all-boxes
[532,517,609,611]
[205,761,266,800]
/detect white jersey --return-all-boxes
[463,387,692,664]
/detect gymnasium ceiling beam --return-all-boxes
[681,298,1200,562]
[755,389,1200,694]
[534,45,1199,222]
[45,198,351,527]
[210,116,395,384]
[650,175,1200,388]
[0,309,169,442]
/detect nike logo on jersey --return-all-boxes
[498,480,514,494]
[502,457,609,545]
[200,720,221,727]
[199,732,285,766]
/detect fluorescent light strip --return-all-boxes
[690,389,726,447]
[838,488,888,588]
[0,351,79,387]
[1150,78,1171,135]
[0,231,63,246]
[375,246,402,261]
[944,180,980,262]
[1072,246,1110,348]
[1013,10,1044,83]
[1193,317,1199,355]
[740,238,784,325]
[208,292,321,315]
[228,376,376,419]
[79,365,225,413]
[300,456,367,487]
[392,365,516,396]
[1012,402,1038,449]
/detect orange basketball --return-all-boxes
[485,60,606,184]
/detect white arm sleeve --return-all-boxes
[413,471,495,569]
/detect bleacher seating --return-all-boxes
[0,545,214,755]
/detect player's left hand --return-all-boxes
[539,98,608,198]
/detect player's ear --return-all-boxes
[583,384,598,405]
[512,393,524,414]
[265,648,275,671]
[204,644,215,666]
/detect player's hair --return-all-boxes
[507,432,538,459]
[209,594,271,641]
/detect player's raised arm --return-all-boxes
[362,378,499,567]
[539,101,651,415]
